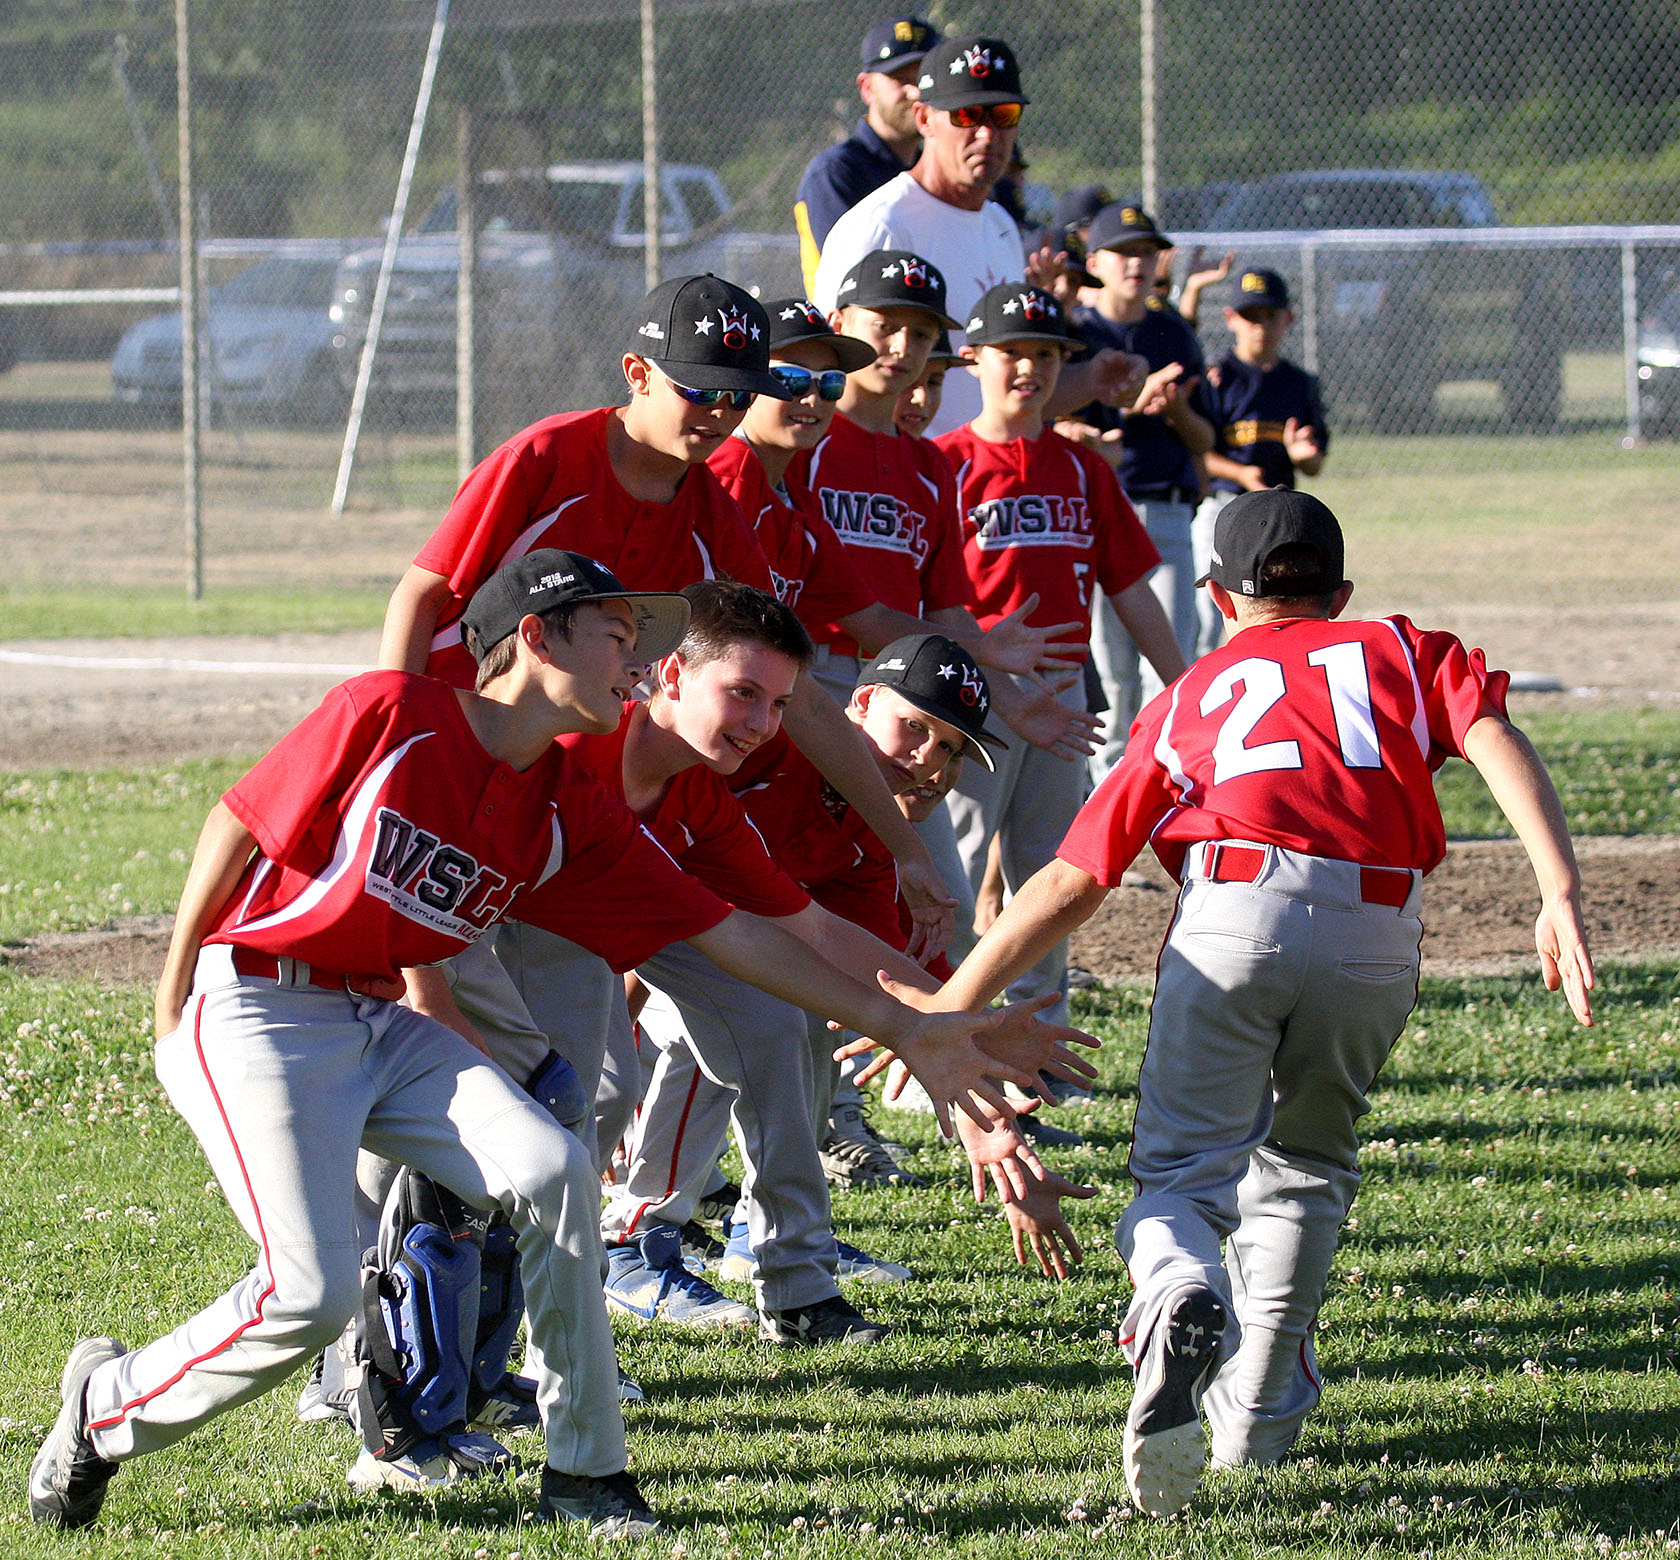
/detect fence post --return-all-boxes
[1139,0,1158,213]
[642,0,661,292]
[1622,239,1642,447]
[175,0,201,601]
[457,106,479,485]
[1300,241,1318,376]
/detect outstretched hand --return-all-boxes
[898,856,957,962]
[1002,676,1103,761]
[1004,1163,1099,1279]
[1537,893,1594,1025]
[978,595,1086,678]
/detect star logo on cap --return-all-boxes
[779,305,802,319]
[937,662,957,679]
[1001,296,1020,314]
[881,261,900,278]
[750,322,762,340]
[948,56,965,74]
[694,316,714,335]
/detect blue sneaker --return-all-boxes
[715,1218,756,1284]
[834,1237,912,1285]
[604,1225,756,1329]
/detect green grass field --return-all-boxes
[2,963,1677,1558]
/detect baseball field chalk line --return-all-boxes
[0,650,370,676]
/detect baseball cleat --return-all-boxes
[1125,1285,1228,1518]
[676,1219,726,1273]
[604,1224,757,1329]
[469,1371,540,1433]
[28,1336,126,1529]
[536,1466,661,1537]
[295,1351,350,1424]
[346,1430,513,1493]
[617,1366,646,1405]
[692,1179,743,1234]
[714,1219,756,1285]
[820,1104,924,1188]
[759,1294,892,1347]
[834,1237,913,1284]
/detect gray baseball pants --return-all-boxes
[945,674,1089,1028]
[1117,843,1422,1467]
[1089,496,1199,780]
[598,941,840,1311]
[1190,492,1237,660]
[83,945,625,1477]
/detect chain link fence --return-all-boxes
[3,0,1679,601]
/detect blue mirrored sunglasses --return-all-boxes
[769,364,849,402]
[667,378,754,410]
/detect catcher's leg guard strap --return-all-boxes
[525,1048,589,1132]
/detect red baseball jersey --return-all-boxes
[211,672,732,977]
[935,423,1160,639]
[413,406,775,687]
[788,411,973,656]
[728,729,905,949]
[707,436,877,633]
[559,703,812,919]
[1059,616,1511,882]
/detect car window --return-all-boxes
[213,259,340,306]
[1218,179,1456,230]
[676,176,725,228]
[545,180,626,237]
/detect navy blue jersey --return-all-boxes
[1203,352,1330,494]
[1070,298,1206,500]
[795,120,910,286]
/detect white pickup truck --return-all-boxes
[328,161,800,421]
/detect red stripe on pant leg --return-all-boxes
[89,995,280,1433]
[662,1067,705,1201]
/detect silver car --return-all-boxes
[110,248,347,421]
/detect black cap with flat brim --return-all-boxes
[764,298,880,374]
[916,36,1029,109]
[860,633,1006,771]
[463,549,691,664]
[861,14,940,73]
[963,281,1083,348]
[1088,202,1172,254]
[629,274,792,398]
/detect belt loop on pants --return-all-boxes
[228,945,402,1000]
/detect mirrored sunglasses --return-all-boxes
[946,102,1023,130]
[665,374,754,410]
[769,364,849,402]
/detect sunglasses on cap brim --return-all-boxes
[769,364,849,401]
[664,377,754,410]
[945,102,1022,129]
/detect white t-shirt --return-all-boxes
[812,172,1027,436]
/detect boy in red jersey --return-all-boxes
[923,489,1594,1518]
[28,553,1070,1539]
[381,271,958,955]
[936,281,1184,1027]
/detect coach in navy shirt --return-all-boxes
[795,15,939,291]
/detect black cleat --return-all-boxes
[759,1294,892,1347]
[537,1466,661,1537]
[28,1337,125,1529]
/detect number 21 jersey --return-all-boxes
[1060,614,1511,883]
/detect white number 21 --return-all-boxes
[1201,643,1382,785]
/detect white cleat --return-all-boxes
[1124,1285,1228,1517]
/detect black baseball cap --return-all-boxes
[1232,267,1291,312]
[915,36,1029,111]
[925,329,963,369]
[764,297,879,373]
[835,249,961,328]
[1053,184,1111,233]
[1196,489,1345,598]
[1088,202,1172,254]
[1056,226,1100,290]
[860,634,1006,771]
[860,15,939,73]
[462,549,691,664]
[629,274,791,397]
[963,281,1082,348]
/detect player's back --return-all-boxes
[1133,613,1508,875]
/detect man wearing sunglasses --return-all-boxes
[812,36,1146,439]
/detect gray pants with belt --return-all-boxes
[84,945,624,1478]
[1116,842,1423,1468]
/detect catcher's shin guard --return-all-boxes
[354,1169,487,1461]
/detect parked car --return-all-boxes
[1197,170,1567,429]
[1637,283,1680,434]
[110,246,348,420]
[328,161,800,425]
